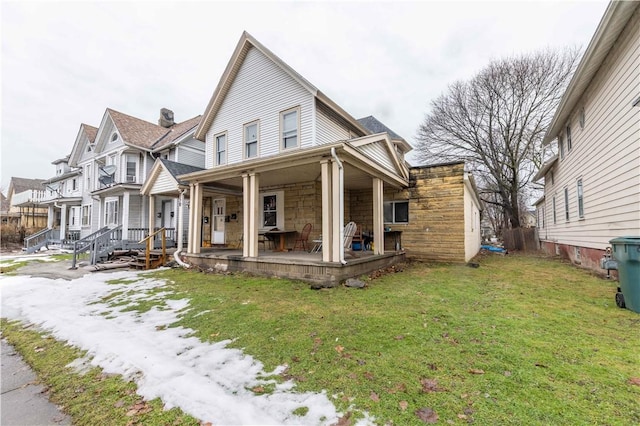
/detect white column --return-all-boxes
[60,205,67,240]
[249,173,260,258]
[331,161,342,263]
[122,192,130,239]
[373,178,384,255]
[148,195,156,235]
[320,160,332,262]
[187,185,194,253]
[242,174,250,257]
[47,205,54,229]
[192,183,203,254]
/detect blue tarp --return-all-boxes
[481,245,507,253]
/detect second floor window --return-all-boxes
[577,179,584,218]
[566,125,572,151]
[244,122,258,159]
[216,133,226,166]
[126,155,137,183]
[85,165,91,191]
[564,187,570,221]
[559,136,565,159]
[281,108,299,150]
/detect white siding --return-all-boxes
[316,102,351,145]
[205,46,314,169]
[177,145,205,168]
[150,170,177,195]
[127,194,144,229]
[357,142,395,173]
[543,9,640,250]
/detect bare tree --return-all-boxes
[415,48,579,229]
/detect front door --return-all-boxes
[212,198,225,245]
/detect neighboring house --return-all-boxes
[533,1,640,272]
[5,177,48,230]
[178,32,482,283]
[62,108,203,244]
[0,192,19,226]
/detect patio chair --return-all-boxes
[343,221,357,256]
[351,223,364,251]
[293,223,312,251]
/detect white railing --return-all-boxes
[11,190,47,206]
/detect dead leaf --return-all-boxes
[428,363,438,371]
[251,386,265,393]
[504,371,512,377]
[114,400,125,408]
[458,414,468,420]
[34,347,44,353]
[629,377,640,386]
[415,407,439,424]
[200,423,213,426]
[363,371,375,380]
[468,368,485,375]
[534,363,548,368]
[394,335,405,340]
[335,345,344,353]
[370,391,380,402]
[399,400,408,411]
[332,411,352,426]
[420,378,440,393]
[387,383,407,394]
[347,373,357,380]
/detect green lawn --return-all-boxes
[3,253,639,425]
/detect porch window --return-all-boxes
[82,204,92,226]
[215,133,227,166]
[105,198,119,226]
[244,122,259,159]
[260,191,284,230]
[384,201,409,224]
[281,107,299,150]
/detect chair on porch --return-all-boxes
[351,223,364,251]
[293,223,312,251]
[343,221,357,256]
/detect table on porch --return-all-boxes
[264,230,297,252]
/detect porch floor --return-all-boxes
[183,247,406,287]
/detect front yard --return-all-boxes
[1,253,639,425]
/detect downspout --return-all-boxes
[330,147,346,264]
[173,188,190,268]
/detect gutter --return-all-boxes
[331,147,346,264]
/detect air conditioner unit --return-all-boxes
[126,175,136,183]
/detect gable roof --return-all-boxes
[107,108,172,150]
[8,177,45,195]
[160,158,204,184]
[140,158,205,195]
[543,1,639,144]
[68,123,99,166]
[195,31,370,141]
[357,116,412,154]
[151,115,202,151]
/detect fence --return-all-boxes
[503,227,539,252]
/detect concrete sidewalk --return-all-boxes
[1,338,71,425]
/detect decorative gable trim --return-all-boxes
[347,133,408,180]
[68,123,98,167]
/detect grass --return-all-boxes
[3,253,640,425]
[0,320,199,426]
[0,252,73,274]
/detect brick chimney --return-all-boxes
[159,108,174,128]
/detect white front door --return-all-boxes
[212,198,225,244]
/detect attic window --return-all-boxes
[86,144,93,152]
[110,133,118,143]
[579,107,585,129]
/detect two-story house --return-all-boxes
[534,1,639,273]
[177,32,482,285]
[5,177,48,230]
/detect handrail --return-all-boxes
[138,228,166,270]
[70,226,117,269]
[24,228,53,254]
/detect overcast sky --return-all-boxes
[1,0,609,190]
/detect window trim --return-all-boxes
[566,124,572,152]
[243,120,260,160]
[110,133,119,144]
[564,187,570,222]
[215,131,227,166]
[577,178,584,219]
[280,106,301,151]
[125,154,138,183]
[384,200,409,224]
[559,135,565,159]
[81,204,92,227]
[259,190,284,231]
[104,197,119,226]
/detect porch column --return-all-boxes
[192,182,203,254]
[187,185,194,253]
[60,204,67,241]
[331,160,342,263]
[47,205,54,229]
[122,192,130,240]
[242,173,260,258]
[320,160,333,262]
[372,178,384,255]
[148,195,155,235]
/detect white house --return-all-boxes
[533,1,640,272]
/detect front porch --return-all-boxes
[183,247,406,287]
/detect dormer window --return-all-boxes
[110,133,119,143]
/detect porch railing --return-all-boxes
[24,228,53,254]
[70,226,113,269]
[128,228,176,248]
[138,228,167,270]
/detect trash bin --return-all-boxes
[609,237,640,313]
